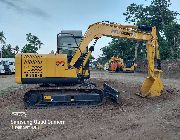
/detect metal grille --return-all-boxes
[23,54,43,78]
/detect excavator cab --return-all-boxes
[125,60,134,68]
[123,60,137,73]
[57,30,90,79]
[57,30,83,62]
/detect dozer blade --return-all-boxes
[23,83,121,108]
[139,76,163,97]
[103,83,121,104]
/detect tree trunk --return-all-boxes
[135,42,138,61]
[170,37,175,59]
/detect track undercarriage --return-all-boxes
[23,82,121,108]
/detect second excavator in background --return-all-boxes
[108,56,137,73]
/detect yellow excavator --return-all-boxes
[109,56,137,73]
[15,21,163,107]
[109,56,124,72]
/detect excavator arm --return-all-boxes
[69,22,150,66]
[70,22,156,76]
[70,22,163,97]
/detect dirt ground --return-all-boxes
[0,75,19,91]
[0,71,180,140]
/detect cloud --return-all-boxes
[0,0,49,18]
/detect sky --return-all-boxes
[0,0,180,59]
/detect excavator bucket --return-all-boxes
[139,76,163,97]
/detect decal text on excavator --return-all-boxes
[111,29,134,37]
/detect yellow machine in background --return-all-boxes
[123,60,137,72]
[96,63,104,70]
[108,56,137,73]
[104,62,109,71]
[109,56,124,72]
[15,22,164,107]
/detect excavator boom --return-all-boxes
[70,22,151,67]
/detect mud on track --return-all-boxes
[0,71,180,140]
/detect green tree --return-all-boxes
[0,31,6,58]
[0,31,6,44]
[2,44,16,58]
[96,56,106,65]
[101,0,180,61]
[123,0,179,29]
[101,39,146,63]
[163,22,180,59]
[102,39,134,60]
[10,45,20,55]
[21,33,43,53]
[14,45,20,54]
[123,0,180,59]
[89,55,95,61]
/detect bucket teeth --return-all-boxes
[135,92,147,98]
